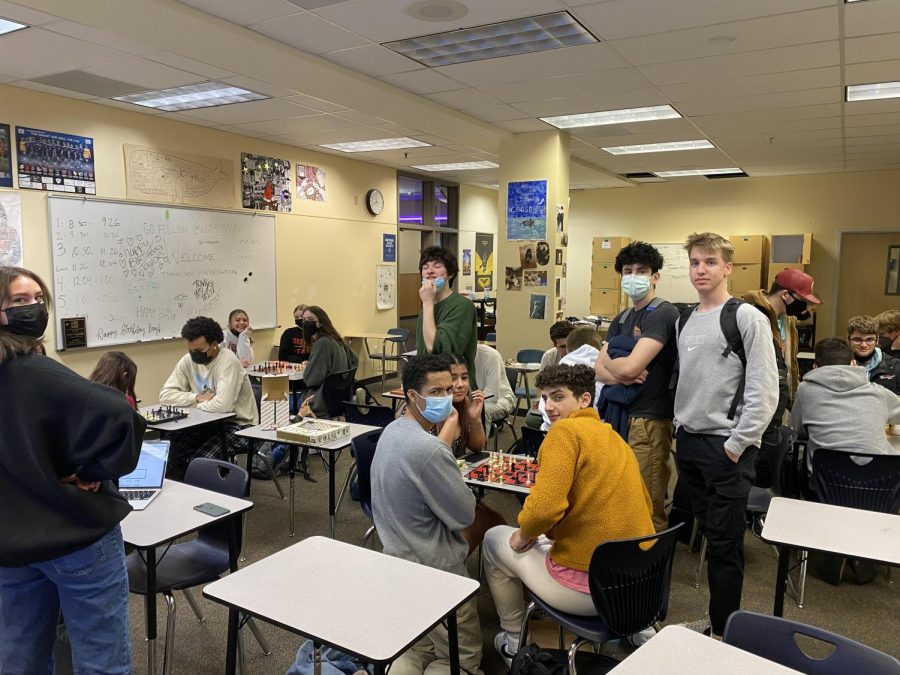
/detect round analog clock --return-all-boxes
[365,188,385,216]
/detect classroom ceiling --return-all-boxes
[3,0,900,189]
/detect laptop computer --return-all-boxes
[119,440,170,511]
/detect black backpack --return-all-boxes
[509,644,567,675]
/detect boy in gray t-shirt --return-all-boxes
[674,233,778,638]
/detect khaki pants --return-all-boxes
[388,595,484,675]
[628,418,674,532]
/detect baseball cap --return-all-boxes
[775,268,821,304]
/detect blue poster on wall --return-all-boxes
[16,126,96,194]
[506,180,547,241]
[383,233,396,262]
[0,124,12,188]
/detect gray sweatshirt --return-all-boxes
[674,302,778,456]
[792,365,900,468]
[370,416,475,576]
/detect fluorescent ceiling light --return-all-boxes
[383,11,597,67]
[846,81,900,102]
[602,139,715,155]
[113,82,268,111]
[541,105,681,129]
[0,17,27,35]
[319,138,432,152]
[654,167,742,177]
[411,161,499,171]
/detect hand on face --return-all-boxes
[467,389,485,420]
[419,279,437,303]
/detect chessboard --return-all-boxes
[463,453,538,494]
[248,361,305,377]
[142,406,189,424]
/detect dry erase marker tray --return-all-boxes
[275,419,351,445]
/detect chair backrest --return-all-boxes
[520,426,546,458]
[517,348,545,364]
[812,449,900,514]
[723,611,900,674]
[319,368,357,419]
[486,332,497,342]
[351,429,383,515]
[342,401,395,428]
[769,425,794,498]
[184,458,249,552]
[387,327,409,344]
[588,523,683,636]
[505,366,518,393]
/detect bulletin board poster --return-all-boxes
[241,152,292,211]
[376,264,395,310]
[383,233,396,262]
[0,123,12,188]
[297,163,326,201]
[15,126,95,194]
[475,233,494,291]
[0,191,23,266]
[506,179,546,241]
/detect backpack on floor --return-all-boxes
[509,644,566,675]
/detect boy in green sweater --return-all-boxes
[416,246,478,387]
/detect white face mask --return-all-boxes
[621,274,652,300]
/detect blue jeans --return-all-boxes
[0,526,131,675]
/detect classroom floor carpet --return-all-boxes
[125,379,900,674]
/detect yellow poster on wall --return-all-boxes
[475,233,494,291]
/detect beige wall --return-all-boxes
[1,83,399,397]
[457,184,498,295]
[568,170,900,336]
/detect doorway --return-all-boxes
[835,231,900,332]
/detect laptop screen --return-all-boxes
[119,440,169,489]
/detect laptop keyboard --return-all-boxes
[124,490,156,501]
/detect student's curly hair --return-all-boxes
[402,353,454,394]
[535,364,596,405]
[847,315,879,337]
[418,246,459,287]
[181,316,224,344]
[549,320,575,342]
[614,241,664,274]
[876,310,900,334]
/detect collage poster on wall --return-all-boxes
[505,266,522,291]
[16,126,95,194]
[0,191,23,267]
[475,233,493,291]
[462,249,472,276]
[529,293,547,320]
[506,179,547,241]
[536,241,550,266]
[297,163,326,201]
[0,123,12,188]
[524,270,547,287]
[241,152,292,211]
[376,264,395,310]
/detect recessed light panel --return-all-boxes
[383,11,597,67]
[411,161,498,171]
[0,18,27,36]
[319,138,432,152]
[846,81,900,102]
[541,105,681,129]
[113,82,268,111]
[654,167,743,177]
[602,139,715,155]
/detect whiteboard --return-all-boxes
[48,196,276,349]
[651,242,696,303]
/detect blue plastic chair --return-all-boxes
[723,611,900,674]
[368,328,409,390]
[513,348,545,420]
[812,449,900,514]
[520,523,683,674]
[351,429,382,547]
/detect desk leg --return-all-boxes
[373,665,386,675]
[328,450,337,539]
[289,445,298,537]
[146,546,157,675]
[218,421,228,459]
[245,439,256,494]
[224,608,239,675]
[447,610,460,675]
[774,545,789,617]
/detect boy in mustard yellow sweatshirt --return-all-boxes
[483,364,654,665]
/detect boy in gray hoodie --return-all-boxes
[792,337,900,471]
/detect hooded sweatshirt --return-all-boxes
[791,364,900,470]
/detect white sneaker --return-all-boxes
[626,626,657,647]
[494,631,519,668]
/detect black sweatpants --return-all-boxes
[675,430,757,635]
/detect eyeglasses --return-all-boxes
[850,337,877,345]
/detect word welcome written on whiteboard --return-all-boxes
[49,196,277,349]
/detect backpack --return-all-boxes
[615,296,670,331]
[509,644,566,675]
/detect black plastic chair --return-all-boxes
[351,429,382,547]
[723,611,900,674]
[368,328,410,390]
[520,523,683,674]
[519,426,546,458]
[812,449,900,514]
[125,459,269,674]
[319,367,357,419]
[342,401,395,428]
[487,367,521,451]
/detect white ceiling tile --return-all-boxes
[177,0,304,26]
[844,98,900,116]
[0,28,122,80]
[844,111,900,127]
[250,12,368,55]
[461,104,530,123]
[478,67,652,105]
[335,110,393,125]
[676,87,840,117]
[324,44,420,77]
[846,124,900,138]
[92,97,167,114]
[494,119,555,133]
[9,80,96,101]
[42,19,155,55]
[702,116,842,138]
[845,33,900,63]
[381,69,463,95]
[0,1,58,26]
[425,89,503,110]
[434,43,628,87]
[229,113,355,135]
[171,98,321,125]
[845,60,900,88]
[610,7,838,66]
[83,58,201,89]
[146,53,235,80]
[661,67,840,103]
[844,0,900,38]
[691,103,843,128]
[219,75,299,98]
[284,93,348,113]
[513,88,669,117]
[158,111,223,127]
[277,126,412,145]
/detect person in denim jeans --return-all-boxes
[0,266,145,675]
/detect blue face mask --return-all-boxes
[621,274,652,300]
[422,276,446,291]
[412,391,454,423]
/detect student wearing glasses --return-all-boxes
[847,315,900,395]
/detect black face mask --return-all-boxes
[302,320,318,336]
[785,295,809,318]
[295,318,304,328]
[189,348,213,365]
[879,335,893,351]
[230,328,241,337]
[2,303,49,338]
